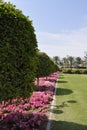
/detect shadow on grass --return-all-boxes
[56,88,73,95]
[50,101,68,115]
[67,100,77,103]
[50,120,87,130]
[57,80,68,83]
[52,101,69,109]
[58,76,64,79]
[50,100,77,115]
[50,109,63,114]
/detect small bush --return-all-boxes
[62,68,72,74]
[62,68,87,74]
[72,69,81,74]
[81,69,87,74]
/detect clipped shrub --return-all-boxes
[72,69,81,74]
[50,59,59,73]
[62,68,72,74]
[0,2,38,101]
[36,52,52,78]
[81,69,87,74]
[36,52,59,86]
[62,68,87,74]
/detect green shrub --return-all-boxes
[50,59,59,73]
[72,69,81,74]
[81,69,87,74]
[62,68,87,74]
[36,52,59,86]
[62,68,72,74]
[0,2,38,101]
[36,52,52,78]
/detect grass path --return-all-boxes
[50,74,87,130]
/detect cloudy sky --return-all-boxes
[4,0,87,58]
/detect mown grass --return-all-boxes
[50,74,87,130]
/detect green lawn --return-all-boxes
[50,74,87,130]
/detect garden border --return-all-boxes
[46,80,58,130]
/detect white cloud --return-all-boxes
[36,28,87,58]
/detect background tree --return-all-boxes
[62,57,69,68]
[67,56,74,69]
[53,56,60,64]
[84,52,87,69]
[75,57,82,67]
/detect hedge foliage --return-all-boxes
[0,2,38,101]
[36,51,59,78]
[62,68,87,74]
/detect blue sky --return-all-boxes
[4,0,87,58]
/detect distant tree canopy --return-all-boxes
[0,2,38,101]
[53,55,86,69]
[53,56,60,64]
[75,57,82,65]
[67,56,74,68]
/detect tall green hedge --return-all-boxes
[36,51,59,78]
[0,2,38,101]
[36,52,51,78]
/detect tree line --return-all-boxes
[53,56,87,69]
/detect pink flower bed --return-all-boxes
[0,72,59,130]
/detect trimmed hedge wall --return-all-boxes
[36,51,59,78]
[62,68,87,74]
[36,51,59,86]
[0,2,38,101]
[36,52,52,78]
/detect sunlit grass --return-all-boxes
[50,74,87,130]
